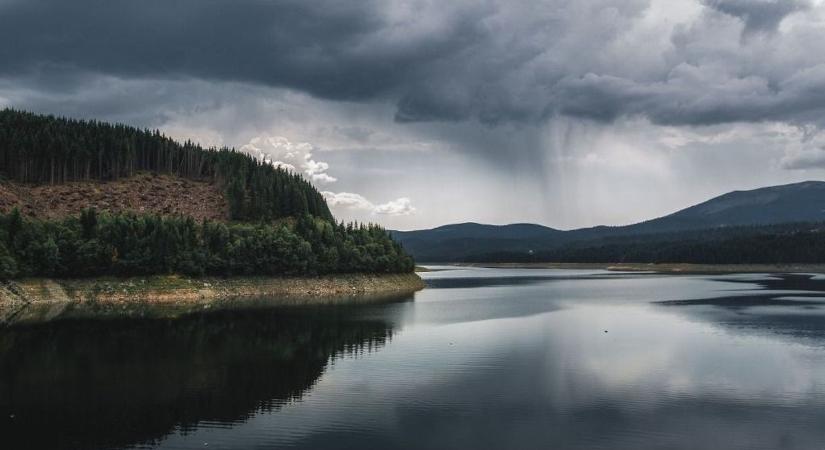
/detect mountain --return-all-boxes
[390,223,563,262]
[391,222,561,242]
[394,181,825,262]
[610,180,825,234]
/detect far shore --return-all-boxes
[445,262,825,274]
[0,272,424,326]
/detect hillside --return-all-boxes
[0,173,228,221]
[0,110,416,280]
[395,181,825,262]
[393,222,561,241]
[602,180,825,235]
[0,108,331,222]
[390,223,563,262]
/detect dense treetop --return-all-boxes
[0,209,415,279]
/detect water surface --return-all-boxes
[4,267,825,449]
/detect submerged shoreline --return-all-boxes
[0,273,424,325]
[458,262,825,274]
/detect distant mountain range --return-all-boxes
[392,181,825,262]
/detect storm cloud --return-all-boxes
[2,0,823,128]
[0,0,482,103]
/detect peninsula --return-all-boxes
[0,109,423,318]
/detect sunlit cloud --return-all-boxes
[240,136,337,184]
[322,192,416,217]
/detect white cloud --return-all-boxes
[322,192,374,210]
[310,173,338,184]
[240,136,337,184]
[322,191,416,217]
[373,197,416,216]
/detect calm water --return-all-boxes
[4,267,825,449]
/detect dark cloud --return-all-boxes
[705,0,808,35]
[0,0,645,125]
[553,64,825,126]
[1,0,825,129]
[0,0,488,101]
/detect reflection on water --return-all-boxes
[4,268,825,449]
[657,273,825,345]
[0,303,402,449]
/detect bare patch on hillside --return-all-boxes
[0,173,229,221]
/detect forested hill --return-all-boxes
[393,181,825,263]
[0,110,416,279]
[0,109,331,222]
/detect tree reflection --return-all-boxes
[0,300,405,449]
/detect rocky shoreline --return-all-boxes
[0,272,425,325]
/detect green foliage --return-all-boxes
[80,208,98,239]
[5,207,21,247]
[0,242,17,280]
[0,210,415,278]
[0,109,332,222]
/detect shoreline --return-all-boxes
[0,272,424,325]
[448,262,825,274]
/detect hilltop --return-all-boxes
[592,180,825,235]
[394,181,825,263]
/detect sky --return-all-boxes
[3,0,825,230]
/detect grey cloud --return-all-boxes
[0,75,261,131]
[553,63,825,126]
[331,126,376,143]
[0,0,650,125]
[705,0,808,35]
[2,0,825,130]
[0,0,486,101]
[781,148,825,170]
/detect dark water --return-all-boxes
[4,267,825,449]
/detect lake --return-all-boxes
[4,266,825,449]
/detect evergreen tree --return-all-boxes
[0,210,415,278]
[0,109,333,222]
[0,242,17,280]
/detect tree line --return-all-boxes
[462,222,825,265]
[0,209,414,280]
[0,109,332,221]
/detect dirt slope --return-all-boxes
[0,172,229,221]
